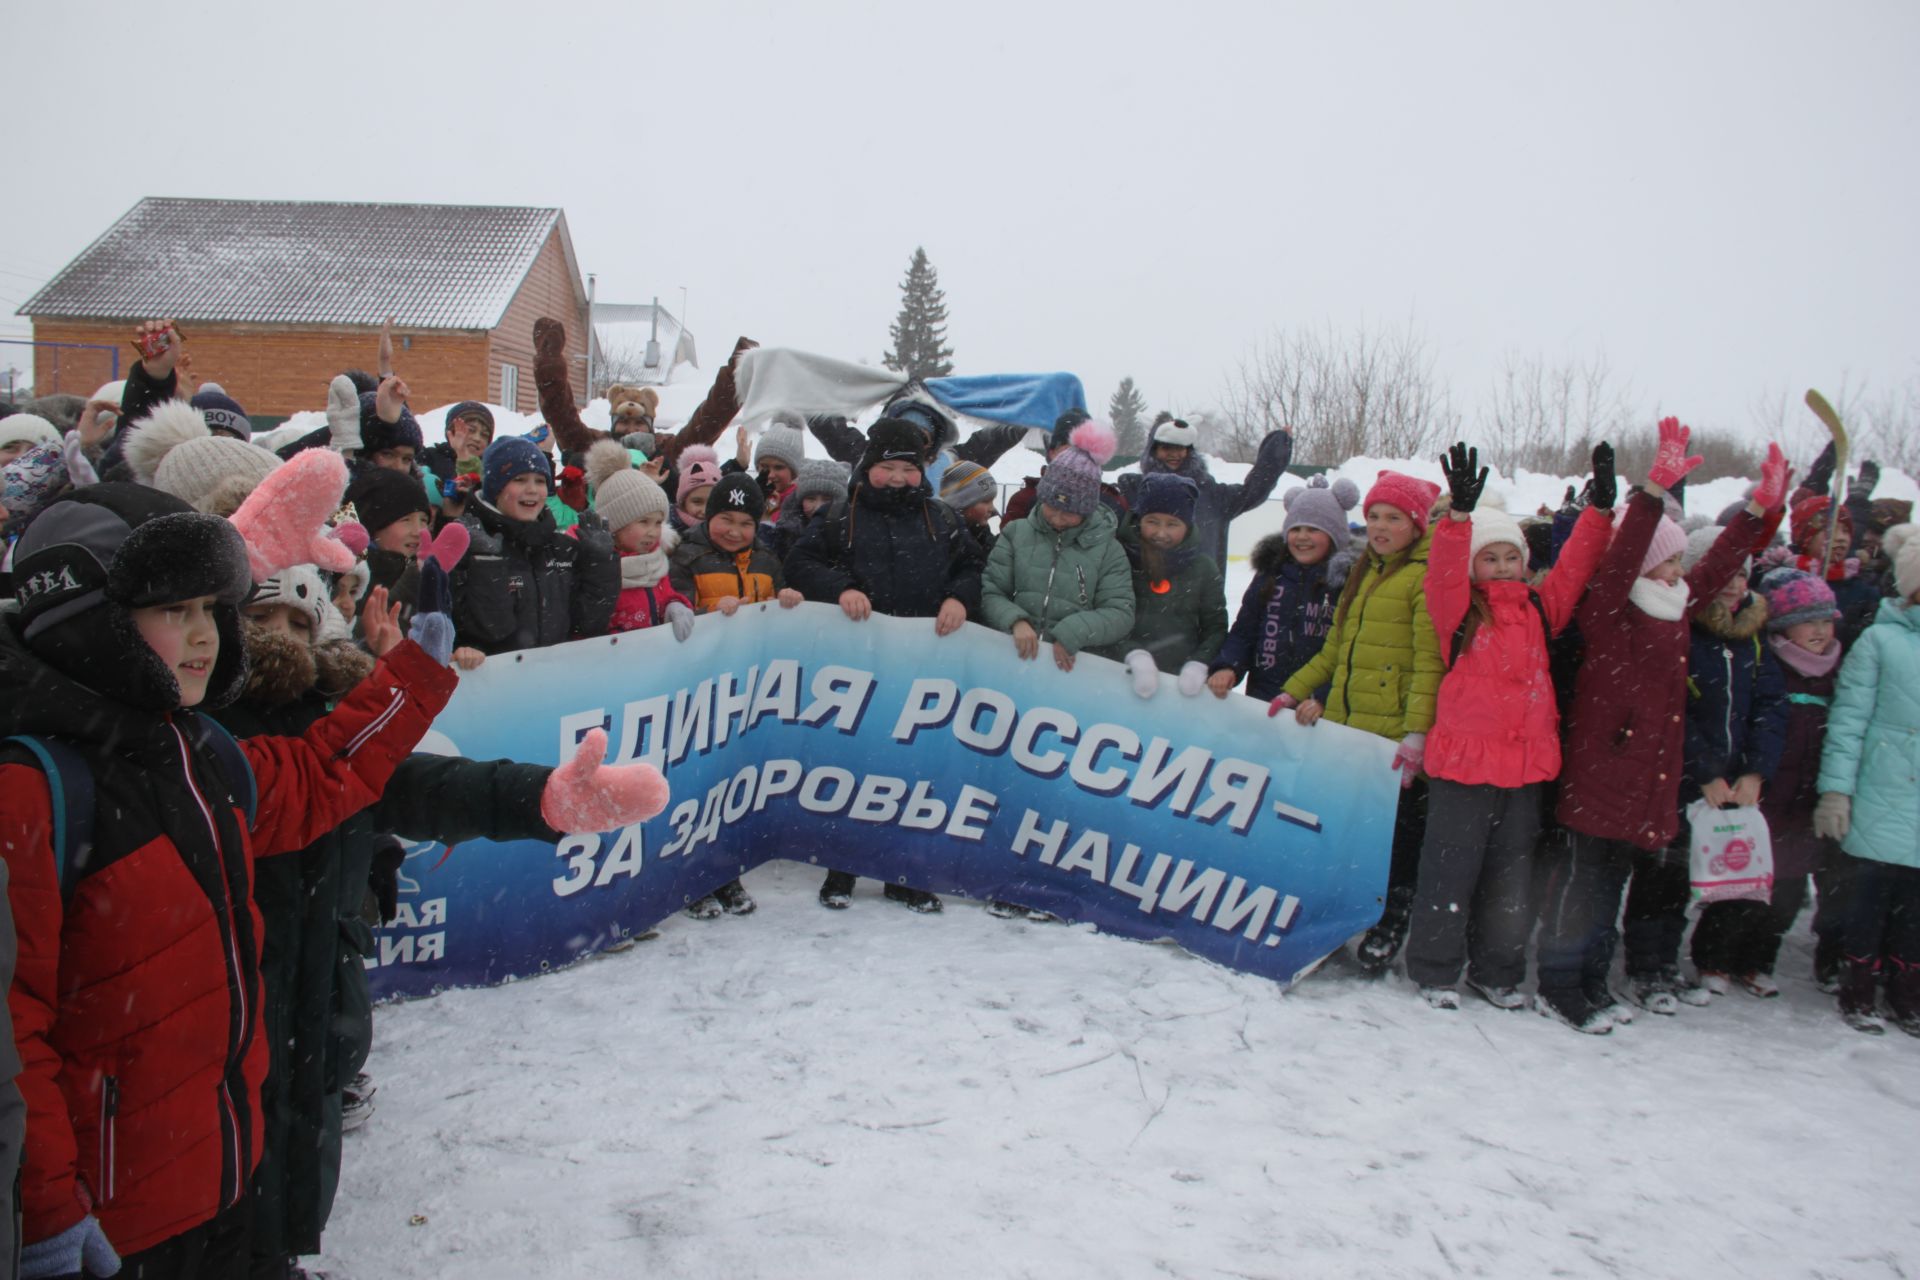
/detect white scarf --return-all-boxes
[619,527,677,590]
[1628,575,1691,621]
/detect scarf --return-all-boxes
[1768,633,1843,678]
[1788,551,1862,583]
[619,527,677,590]
[1628,575,1691,621]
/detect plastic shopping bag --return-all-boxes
[1686,800,1774,907]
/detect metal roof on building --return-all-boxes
[19,198,581,331]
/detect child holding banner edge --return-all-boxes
[1092,472,1230,699]
[1270,468,1444,975]
[784,415,985,912]
[1402,442,1613,1011]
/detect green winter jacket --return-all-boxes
[1817,597,1920,870]
[981,504,1136,655]
[1280,527,1441,741]
[1091,524,1229,672]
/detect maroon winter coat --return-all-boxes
[1759,651,1839,878]
[1554,490,1767,850]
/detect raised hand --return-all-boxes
[230,449,354,580]
[374,375,410,425]
[1753,442,1791,511]
[132,318,181,377]
[1646,416,1705,490]
[1440,442,1488,513]
[1589,442,1617,511]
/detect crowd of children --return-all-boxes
[2,311,1919,1276]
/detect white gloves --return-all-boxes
[667,601,695,644]
[1813,792,1851,842]
[1177,660,1209,697]
[327,374,363,452]
[1125,649,1160,699]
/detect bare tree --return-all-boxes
[1748,373,1920,480]
[1216,318,1456,464]
[1477,350,1637,476]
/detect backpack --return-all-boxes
[5,716,257,899]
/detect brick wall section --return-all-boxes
[488,232,588,414]
[29,320,492,418]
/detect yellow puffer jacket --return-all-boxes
[1280,528,1441,741]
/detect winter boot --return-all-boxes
[1355,890,1412,975]
[714,879,756,916]
[818,870,856,910]
[1627,973,1680,1016]
[1535,989,1613,1035]
[1839,958,1885,1035]
[987,900,1025,919]
[1736,971,1781,999]
[1418,986,1461,1011]
[342,1076,376,1132]
[1698,971,1733,997]
[1464,977,1527,1011]
[884,883,943,914]
[1661,967,1713,1006]
[1886,960,1920,1038]
[684,894,724,920]
[1582,975,1632,1026]
[1814,934,1845,993]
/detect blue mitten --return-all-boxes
[408,612,455,667]
[21,1214,120,1278]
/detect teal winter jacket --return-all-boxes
[1817,597,1920,869]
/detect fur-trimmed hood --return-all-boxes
[240,622,376,708]
[1249,530,1363,591]
[1695,592,1770,643]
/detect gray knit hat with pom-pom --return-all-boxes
[1282,474,1360,543]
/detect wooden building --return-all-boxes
[20,198,589,423]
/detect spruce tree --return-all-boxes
[1109,377,1149,457]
[882,247,955,380]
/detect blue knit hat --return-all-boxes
[1135,473,1198,526]
[358,392,423,457]
[481,436,552,503]
[190,385,251,440]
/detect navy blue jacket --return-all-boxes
[1681,593,1789,806]
[1212,533,1358,702]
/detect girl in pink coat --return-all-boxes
[1403,443,1613,1010]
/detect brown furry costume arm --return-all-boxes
[533,318,598,454]
[661,337,758,469]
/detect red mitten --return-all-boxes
[230,449,354,581]
[417,521,469,573]
[540,729,672,833]
[1646,416,1705,490]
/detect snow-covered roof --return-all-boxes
[592,302,697,385]
[19,198,582,330]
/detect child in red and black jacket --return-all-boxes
[0,479,460,1275]
[1403,443,1613,1011]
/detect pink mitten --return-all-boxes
[331,521,369,557]
[1391,732,1426,789]
[1752,442,1791,511]
[540,729,672,833]
[1266,693,1298,718]
[230,449,354,581]
[1646,416,1705,490]
[417,521,470,573]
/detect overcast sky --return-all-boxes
[4,0,1915,445]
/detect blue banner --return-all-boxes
[368,604,1398,999]
[923,372,1088,431]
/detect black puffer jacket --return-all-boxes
[452,501,618,654]
[784,480,985,619]
[215,627,561,1264]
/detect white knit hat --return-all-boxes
[123,401,281,513]
[0,413,61,452]
[1893,523,1920,601]
[1468,502,1526,561]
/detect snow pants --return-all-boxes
[1843,858,1920,976]
[1621,843,1691,980]
[1404,779,1539,989]
[122,1195,252,1280]
[1535,831,1647,1000]
[1370,776,1429,947]
[1690,874,1812,976]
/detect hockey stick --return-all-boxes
[1804,389,1849,578]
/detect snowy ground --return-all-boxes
[318,860,1920,1280]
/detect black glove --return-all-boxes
[369,838,405,925]
[1803,440,1836,496]
[1855,459,1880,498]
[1439,442,1488,513]
[1589,441,1617,511]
